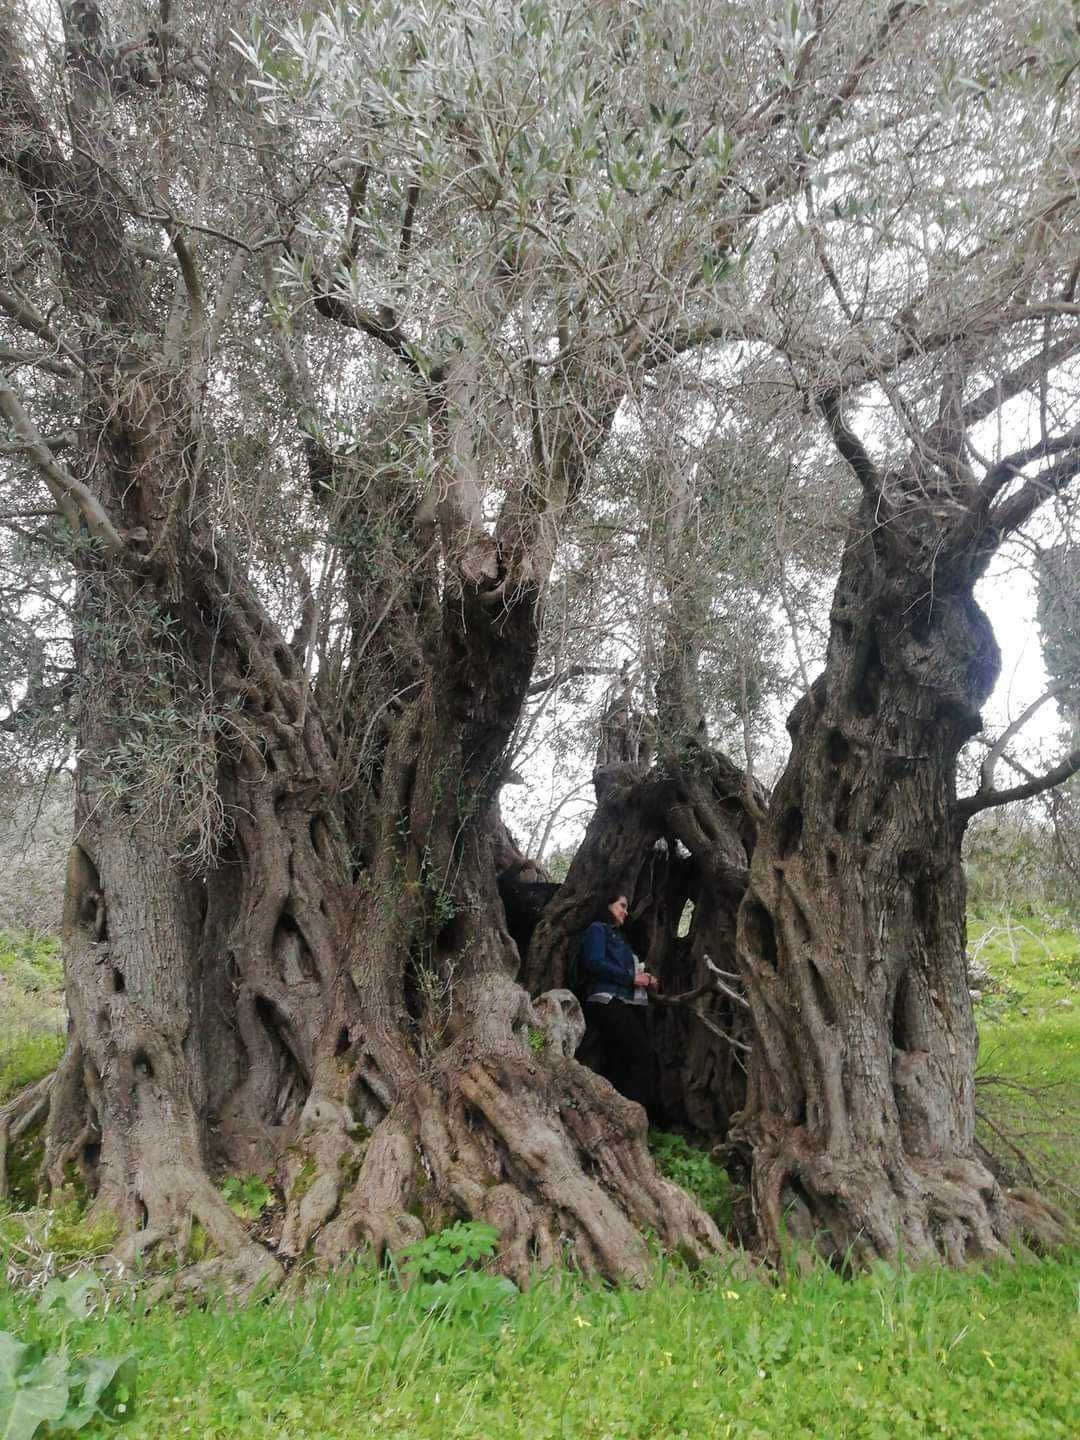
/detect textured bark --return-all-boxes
[730,503,1072,1263]
[15,334,724,1285]
[44,579,290,1295]
[305,576,724,1278]
[16,0,1072,1289]
[34,517,728,1285]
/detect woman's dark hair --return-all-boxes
[591,892,629,925]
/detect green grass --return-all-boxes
[0,932,63,993]
[0,931,65,1104]
[970,906,1079,1212]
[0,1253,1076,1439]
[0,1199,119,1271]
[969,906,1079,1024]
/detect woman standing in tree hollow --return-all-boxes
[577,895,659,1111]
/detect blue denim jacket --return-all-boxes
[580,921,637,1002]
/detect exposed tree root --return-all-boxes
[110,1168,284,1303]
[0,1068,283,1301]
[309,1036,725,1287]
[1004,1187,1075,1253]
[279,1090,360,1260]
[316,1120,426,1266]
[41,1038,105,1197]
[743,1115,1075,1269]
[0,1072,53,1201]
[19,966,731,1296]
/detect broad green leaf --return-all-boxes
[0,1338,28,1390]
[60,1353,137,1430]
[39,1274,102,1324]
[0,1352,69,1440]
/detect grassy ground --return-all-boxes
[0,914,1076,1438]
[0,1250,1076,1439]
[0,931,65,1105]
[970,906,1079,1215]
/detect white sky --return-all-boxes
[980,556,1052,735]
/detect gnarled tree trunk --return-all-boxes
[730,502,1069,1262]
[0,3,726,1270]
[35,505,728,1286]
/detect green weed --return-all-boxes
[218,1176,273,1223]
[649,1130,734,1230]
[396,1222,516,1331]
[0,1273,134,1437]
[398,1220,499,1282]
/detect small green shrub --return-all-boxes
[649,1130,733,1229]
[218,1175,273,1222]
[398,1221,516,1329]
[399,1221,500,1282]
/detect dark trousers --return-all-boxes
[577,998,656,1113]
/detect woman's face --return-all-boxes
[608,895,629,927]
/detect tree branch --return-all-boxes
[974,679,1075,800]
[0,430,75,457]
[978,423,1080,507]
[342,162,370,264]
[818,389,882,495]
[0,372,127,556]
[0,286,80,363]
[0,673,76,733]
[301,254,423,377]
[959,743,1080,820]
[0,345,73,379]
[651,989,751,1053]
[527,664,618,697]
[990,449,1080,540]
[811,1,922,142]
[160,217,205,363]
[398,181,420,276]
[962,328,1080,432]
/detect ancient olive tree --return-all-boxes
[1,0,1077,1285]
[0,0,769,1284]
[528,0,1080,1263]
[719,47,1080,1259]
